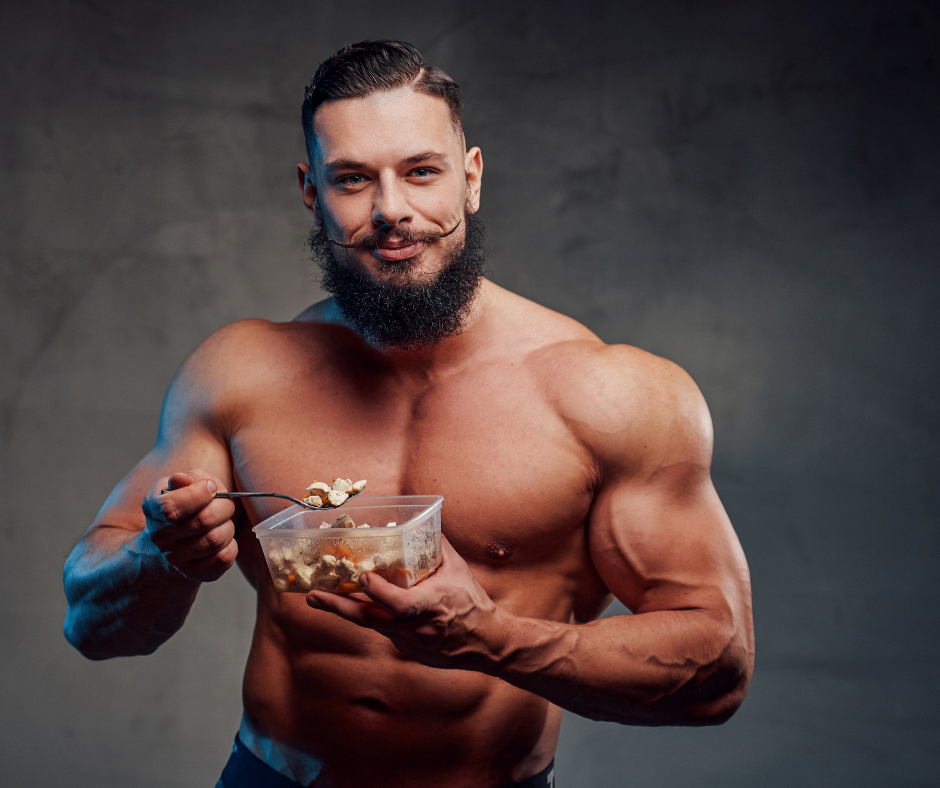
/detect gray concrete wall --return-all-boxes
[2,1,937,785]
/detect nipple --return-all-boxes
[485,541,513,560]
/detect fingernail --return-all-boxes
[207,480,217,495]
[359,573,369,589]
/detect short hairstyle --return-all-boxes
[301,40,464,161]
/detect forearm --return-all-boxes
[63,527,200,659]
[483,607,750,726]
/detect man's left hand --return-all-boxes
[305,536,509,671]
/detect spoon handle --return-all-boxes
[215,492,306,506]
[215,490,362,510]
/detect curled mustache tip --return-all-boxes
[325,218,462,248]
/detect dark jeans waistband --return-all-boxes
[217,733,556,787]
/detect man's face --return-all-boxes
[304,86,482,284]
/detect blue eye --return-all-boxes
[337,174,365,186]
[411,168,434,178]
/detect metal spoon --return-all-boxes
[214,488,364,511]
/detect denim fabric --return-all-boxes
[216,732,556,787]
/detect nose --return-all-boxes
[371,173,412,228]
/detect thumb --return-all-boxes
[167,472,217,496]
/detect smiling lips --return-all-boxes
[373,240,426,261]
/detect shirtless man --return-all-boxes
[63,41,754,788]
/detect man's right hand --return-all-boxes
[142,470,238,582]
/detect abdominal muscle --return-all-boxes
[239,585,560,788]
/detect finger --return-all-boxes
[172,520,236,562]
[144,476,219,524]
[185,495,236,532]
[167,471,198,491]
[174,469,218,486]
[358,571,427,618]
[355,535,464,614]
[149,496,238,555]
[176,537,238,582]
[306,591,402,629]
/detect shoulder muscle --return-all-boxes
[529,341,713,481]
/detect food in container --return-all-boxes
[253,496,443,593]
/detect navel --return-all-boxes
[353,697,392,714]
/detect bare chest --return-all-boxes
[229,359,596,579]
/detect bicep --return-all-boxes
[578,352,751,622]
[587,466,750,620]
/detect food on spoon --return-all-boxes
[300,478,365,508]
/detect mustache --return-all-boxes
[323,219,462,250]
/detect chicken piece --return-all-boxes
[271,543,301,570]
[327,490,349,507]
[306,482,332,499]
[266,547,283,568]
[351,558,376,582]
[314,567,341,591]
[303,495,323,507]
[294,564,315,588]
[332,514,356,529]
[319,522,332,529]
[332,478,353,493]
[386,522,398,528]
[351,480,367,493]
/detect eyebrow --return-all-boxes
[322,151,451,175]
[322,159,366,175]
[400,151,450,166]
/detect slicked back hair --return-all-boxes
[301,40,464,161]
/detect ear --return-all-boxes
[464,147,483,215]
[297,162,322,225]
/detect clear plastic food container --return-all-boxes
[252,496,443,594]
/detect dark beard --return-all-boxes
[308,214,486,349]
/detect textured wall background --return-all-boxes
[1,1,938,786]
